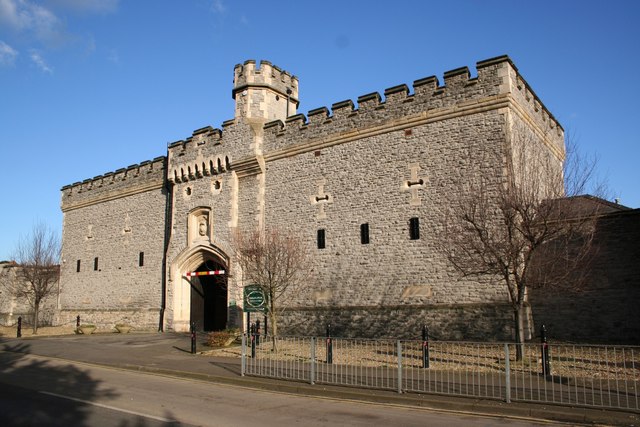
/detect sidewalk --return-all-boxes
[1,332,638,426]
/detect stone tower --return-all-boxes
[232,60,299,127]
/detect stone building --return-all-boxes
[0,261,58,327]
[57,55,568,339]
[529,198,640,343]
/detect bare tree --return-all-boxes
[439,126,603,359]
[11,223,60,334]
[233,228,309,348]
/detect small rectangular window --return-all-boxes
[139,251,144,267]
[409,217,420,240]
[317,229,326,249]
[76,260,81,273]
[94,257,99,271]
[360,223,370,244]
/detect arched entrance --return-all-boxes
[170,244,230,333]
[190,259,227,331]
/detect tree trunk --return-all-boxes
[32,303,39,334]
[269,311,278,352]
[514,306,525,361]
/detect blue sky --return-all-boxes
[1,0,638,260]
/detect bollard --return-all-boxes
[255,320,261,346]
[250,323,256,358]
[17,316,22,338]
[264,315,268,337]
[422,324,430,369]
[76,315,80,331]
[190,321,196,354]
[541,324,551,376]
[326,324,333,364]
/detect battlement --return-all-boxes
[261,56,563,154]
[61,157,166,210]
[233,60,299,102]
[167,126,233,184]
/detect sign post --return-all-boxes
[243,285,268,338]
[243,284,267,313]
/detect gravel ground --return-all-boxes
[204,337,640,382]
[3,326,638,383]
[0,325,77,337]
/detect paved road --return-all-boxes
[0,352,563,427]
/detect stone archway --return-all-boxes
[191,259,227,331]
[170,245,229,332]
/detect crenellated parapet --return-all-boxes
[61,156,166,211]
[260,55,563,157]
[233,59,299,102]
[167,125,233,184]
[233,60,299,123]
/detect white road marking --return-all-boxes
[39,391,174,423]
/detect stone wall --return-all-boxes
[251,56,562,340]
[279,304,514,341]
[57,56,586,341]
[530,208,640,344]
[0,262,58,326]
[57,157,167,330]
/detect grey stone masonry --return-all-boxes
[58,157,167,330]
[57,55,639,344]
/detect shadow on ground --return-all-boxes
[0,339,179,426]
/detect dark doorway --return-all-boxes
[189,259,227,331]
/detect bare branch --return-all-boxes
[232,228,310,342]
[436,123,602,357]
[10,222,60,333]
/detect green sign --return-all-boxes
[243,284,267,312]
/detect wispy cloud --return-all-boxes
[29,49,53,73]
[107,48,119,64]
[47,0,119,15]
[0,0,119,47]
[0,40,18,66]
[211,0,225,14]
[0,0,67,45]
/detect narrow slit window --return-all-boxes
[94,257,99,271]
[409,217,420,240]
[139,251,144,267]
[360,223,370,244]
[317,229,326,249]
[76,260,81,273]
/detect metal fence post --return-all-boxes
[241,333,246,376]
[326,324,333,364]
[504,343,511,403]
[310,337,316,385]
[397,340,403,394]
[264,315,268,337]
[422,324,430,369]
[250,323,256,358]
[190,321,196,354]
[541,324,551,377]
[256,320,261,346]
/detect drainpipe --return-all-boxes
[159,169,173,332]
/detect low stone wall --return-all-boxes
[55,308,161,332]
[277,304,514,341]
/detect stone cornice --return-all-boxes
[232,156,262,178]
[258,94,564,164]
[61,179,164,212]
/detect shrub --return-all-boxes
[206,328,240,347]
